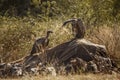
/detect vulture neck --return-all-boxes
[46,32,50,39]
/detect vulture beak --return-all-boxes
[61,19,77,27]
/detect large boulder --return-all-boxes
[46,39,108,64]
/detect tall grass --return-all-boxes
[0,16,120,64]
[86,25,120,60]
[0,17,72,62]
[4,74,120,80]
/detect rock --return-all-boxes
[46,39,107,64]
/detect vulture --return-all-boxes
[62,18,86,39]
[30,30,53,55]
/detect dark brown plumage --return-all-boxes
[30,31,53,55]
[62,18,86,39]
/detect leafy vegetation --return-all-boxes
[0,0,120,24]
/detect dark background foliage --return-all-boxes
[0,0,119,24]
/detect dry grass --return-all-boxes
[85,25,120,66]
[1,73,120,80]
[0,17,120,63]
[0,17,72,62]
